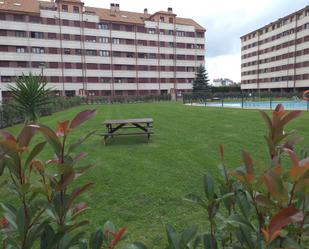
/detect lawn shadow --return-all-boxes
[97,135,154,146]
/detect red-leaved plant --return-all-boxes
[184,104,309,249]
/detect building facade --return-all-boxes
[0,0,205,98]
[241,6,309,92]
[212,78,235,87]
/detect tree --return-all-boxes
[8,73,52,123]
[193,64,210,92]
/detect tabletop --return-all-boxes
[103,118,153,125]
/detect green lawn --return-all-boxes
[2,102,309,247]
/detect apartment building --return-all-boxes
[241,5,309,92]
[0,0,206,99]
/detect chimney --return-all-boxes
[144,8,148,14]
[110,3,115,11]
[168,7,173,13]
[115,3,120,11]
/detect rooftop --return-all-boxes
[0,0,205,31]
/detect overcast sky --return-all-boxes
[82,0,308,83]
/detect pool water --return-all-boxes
[188,100,309,110]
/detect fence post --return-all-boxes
[241,94,244,109]
[307,100,309,111]
[221,96,224,107]
[269,93,272,110]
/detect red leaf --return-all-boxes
[0,131,16,142]
[284,149,299,168]
[29,124,62,157]
[242,151,254,183]
[56,120,70,137]
[74,152,88,162]
[278,110,302,128]
[219,144,224,160]
[72,202,88,215]
[70,109,96,129]
[274,104,284,113]
[263,170,288,203]
[266,206,303,243]
[0,217,9,228]
[17,125,36,148]
[67,183,94,209]
[109,227,126,249]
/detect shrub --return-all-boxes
[8,73,52,123]
[184,104,309,248]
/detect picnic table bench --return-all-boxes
[101,118,154,145]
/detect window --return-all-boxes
[62,19,69,26]
[32,47,45,54]
[48,33,57,39]
[112,38,120,44]
[17,61,27,68]
[160,16,164,22]
[168,30,173,35]
[169,18,174,24]
[63,34,70,40]
[168,42,174,48]
[98,23,109,30]
[49,48,58,54]
[99,50,110,57]
[1,76,11,82]
[99,37,109,43]
[86,50,97,56]
[62,4,68,12]
[14,14,25,22]
[16,31,26,37]
[148,29,156,34]
[31,32,44,39]
[75,49,82,55]
[100,78,111,83]
[29,16,41,23]
[176,31,185,37]
[73,6,80,13]
[64,48,71,54]
[85,36,96,42]
[16,47,25,53]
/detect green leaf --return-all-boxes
[183,193,207,209]
[40,225,55,249]
[179,224,198,248]
[203,233,217,249]
[235,190,252,219]
[166,224,180,249]
[25,141,46,167]
[67,131,96,154]
[236,224,255,249]
[89,229,103,249]
[16,206,28,238]
[203,174,215,200]
[124,242,148,249]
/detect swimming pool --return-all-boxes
[187,100,309,110]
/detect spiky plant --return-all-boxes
[8,73,51,123]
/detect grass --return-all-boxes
[2,102,309,247]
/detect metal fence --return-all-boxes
[183,92,309,110]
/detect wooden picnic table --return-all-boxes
[101,118,154,145]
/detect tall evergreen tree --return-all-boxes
[193,64,210,92]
